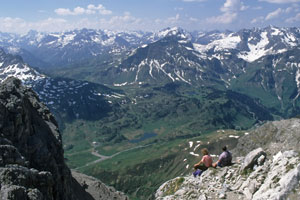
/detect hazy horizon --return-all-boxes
[0,0,299,34]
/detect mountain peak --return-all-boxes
[157,27,190,39]
[0,50,45,84]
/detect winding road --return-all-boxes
[76,144,153,169]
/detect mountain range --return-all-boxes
[1,26,299,69]
[7,25,296,118]
[1,25,300,199]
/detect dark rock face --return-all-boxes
[0,77,128,200]
[0,77,82,200]
[0,77,74,199]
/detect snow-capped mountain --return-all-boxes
[0,48,44,84]
[192,26,300,62]
[1,26,300,96]
[101,33,224,86]
[97,26,300,85]
[0,48,125,122]
[87,26,300,117]
[1,26,299,69]
[0,29,163,67]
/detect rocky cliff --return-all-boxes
[155,118,300,200]
[0,77,127,200]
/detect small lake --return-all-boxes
[129,132,157,143]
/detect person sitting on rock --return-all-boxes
[193,148,213,177]
[213,146,232,168]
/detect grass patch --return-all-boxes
[286,164,295,173]
[163,177,185,196]
[65,150,98,169]
[241,168,254,177]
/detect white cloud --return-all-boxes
[259,0,300,3]
[220,0,248,12]
[265,8,283,20]
[98,12,144,30]
[285,4,300,13]
[152,14,204,31]
[206,12,237,24]
[87,4,112,15]
[55,8,73,16]
[166,14,181,25]
[285,7,294,13]
[264,6,298,21]
[0,17,27,31]
[55,4,112,16]
[286,13,300,23]
[205,0,246,24]
[0,17,69,34]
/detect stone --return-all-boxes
[252,152,300,200]
[71,171,128,200]
[218,192,226,199]
[0,185,27,200]
[198,194,206,200]
[27,189,43,200]
[241,148,267,172]
[257,155,266,166]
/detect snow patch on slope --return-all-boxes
[193,33,241,54]
[238,32,271,62]
[0,63,45,83]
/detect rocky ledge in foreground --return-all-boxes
[156,119,300,200]
[0,77,127,200]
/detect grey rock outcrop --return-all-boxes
[0,77,71,200]
[0,77,127,200]
[156,150,300,200]
[155,118,300,200]
[233,118,300,156]
[241,147,266,172]
[72,171,128,200]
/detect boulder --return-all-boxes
[252,151,300,200]
[241,148,266,172]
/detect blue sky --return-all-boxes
[0,0,300,33]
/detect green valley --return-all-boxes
[62,82,273,199]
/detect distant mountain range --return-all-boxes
[0,26,299,68]
[1,26,300,118]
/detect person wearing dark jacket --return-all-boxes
[212,146,232,168]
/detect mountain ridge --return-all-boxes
[1,26,299,68]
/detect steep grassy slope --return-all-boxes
[62,83,272,156]
[62,83,273,199]
[230,49,300,118]
[78,129,244,199]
